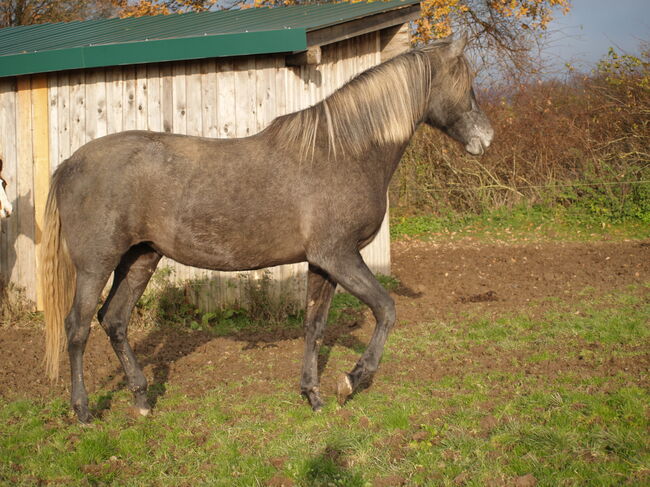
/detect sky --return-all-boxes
[543,0,650,74]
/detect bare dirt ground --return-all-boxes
[1,238,648,404]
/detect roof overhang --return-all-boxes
[0,29,306,78]
[306,3,419,48]
[0,1,420,78]
[284,2,419,66]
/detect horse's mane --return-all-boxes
[266,40,473,160]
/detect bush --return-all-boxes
[391,46,650,224]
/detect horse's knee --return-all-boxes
[375,297,396,328]
[65,322,90,349]
[102,320,127,344]
[385,300,396,324]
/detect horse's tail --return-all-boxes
[41,174,76,380]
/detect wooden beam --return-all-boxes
[31,74,50,310]
[286,46,322,66]
[306,5,419,48]
[380,23,411,62]
[16,76,37,306]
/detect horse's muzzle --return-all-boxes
[465,137,486,156]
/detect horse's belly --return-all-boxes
[151,233,306,272]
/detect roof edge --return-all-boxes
[0,29,307,78]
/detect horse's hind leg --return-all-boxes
[67,270,113,423]
[301,265,337,411]
[97,243,161,416]
[310,249,396,405]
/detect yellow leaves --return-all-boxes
[414,0,570,44]
[416,0,468,43]
[117,1,169,18]
[253,0,297,8]
[597,47,650,91]
[116,0,217,18]
[112,0,572,52]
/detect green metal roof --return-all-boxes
[0,0,420,78]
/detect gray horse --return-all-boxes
[0,158,12,219]
[41,35,493,423]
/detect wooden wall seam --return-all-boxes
[16,76,37,305]
[31,74,51,310]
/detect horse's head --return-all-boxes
[0,158,13,219]
[424,35,494,156]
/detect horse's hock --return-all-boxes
[0,1,419,310]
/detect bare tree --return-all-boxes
[0,0,117,27]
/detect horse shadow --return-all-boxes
[302,443,362,485]
[1,191,34,298]
[93,280,368,417]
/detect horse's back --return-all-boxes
[52,130,308,270]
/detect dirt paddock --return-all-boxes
[1,238,648,403]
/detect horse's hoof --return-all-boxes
[304,388,324,412]
[336,374,353,406]
[75,408,93,424]
[127,406,152,420]
[138,407,151,417]
[310,397,324,412]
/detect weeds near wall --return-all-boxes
[0,281,39,326]
[240,271,303,325]
[133,268,306,333]
[131,270,400,334]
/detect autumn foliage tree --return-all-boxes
[251,0,570,79]
[419,0,571,79]
[1,0,571,80]
[114,0,216,17]
[0,0,116,27]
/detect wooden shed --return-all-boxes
[0,0,420,310]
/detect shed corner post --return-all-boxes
[377,23,412,277]
[31,74,51,311]
[379,23,411,63]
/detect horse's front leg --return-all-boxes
[300,264,337,411]
[311,248,396,405]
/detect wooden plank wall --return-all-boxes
[0,78,22,298]
[0,30,405,310]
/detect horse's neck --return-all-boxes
[317,54,429,160]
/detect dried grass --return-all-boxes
[391,62,650,216]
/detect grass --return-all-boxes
[390,200,650,242]
[1,205,648,485]
[2,283,648,486]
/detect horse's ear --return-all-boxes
[448,32,468,58]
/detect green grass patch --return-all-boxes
[2,286,649,486]
[390,200,650,241]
